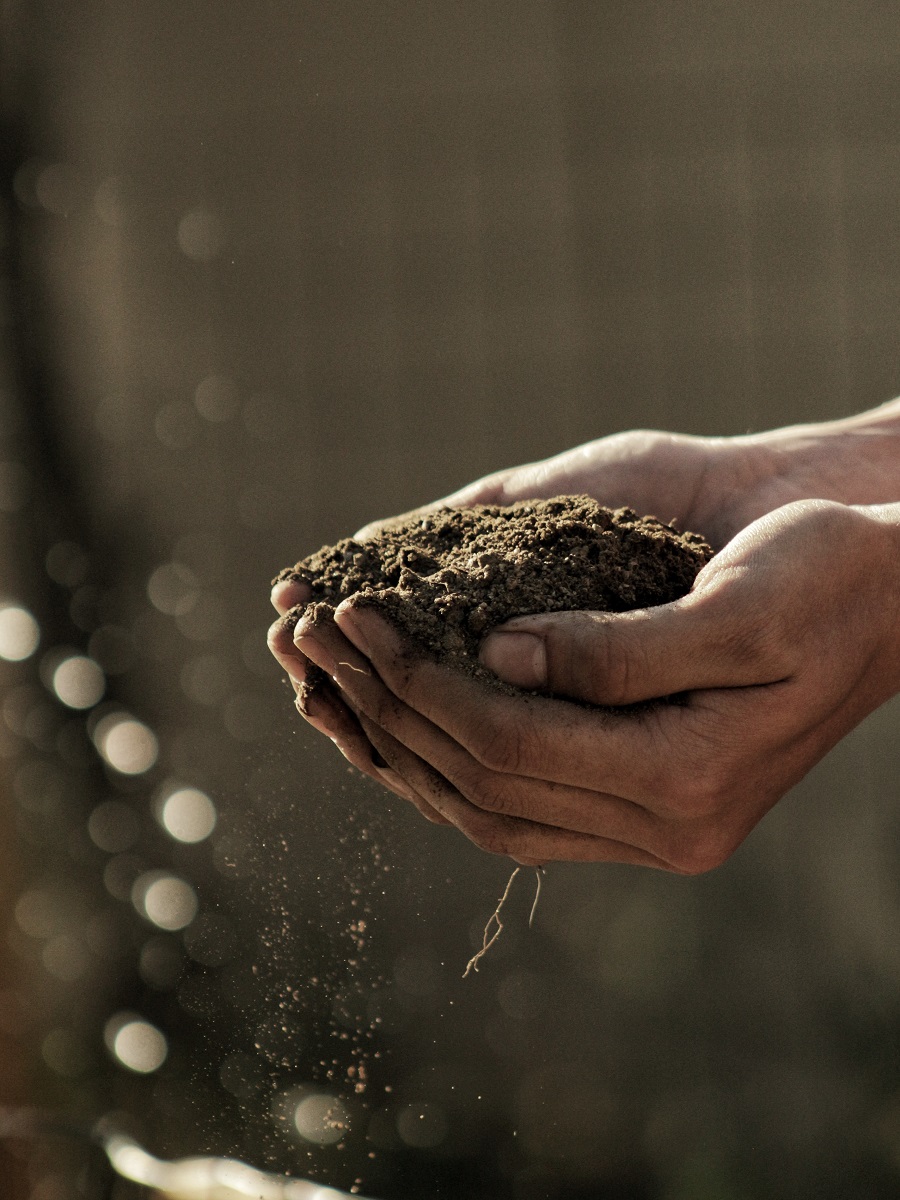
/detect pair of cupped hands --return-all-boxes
[268,424,900,873]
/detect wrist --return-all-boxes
[738,399,900,509]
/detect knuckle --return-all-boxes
[460,771,522,818]
[672,825,735,875]
[469,718,527,774]
[577,616,641,707]
[377,648,416,702]
[371,690,403,729]
[462,812,511,857]
[594,644,633,709]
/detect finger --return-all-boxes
[296,674,369,765]
[299,675,428,810]
[356,713,450,825]
[477,581,790,707]
[332,601,679,798]
[271,578,311,615]
[267,613,310,686]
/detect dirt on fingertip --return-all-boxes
[273,495,713,705]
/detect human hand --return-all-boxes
[352,400,900,552]
[288,499,900,871]
[266,429,765,746]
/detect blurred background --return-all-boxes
[1,2,900,1198]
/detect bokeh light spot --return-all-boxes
[52,655,105,709]
[293,1094,351,1145]
[0,605,39,661]
[93,714,158,774]
[147,562,199,616]
[105,1013,167,1074]
[160,786,217,843]
[132,872,198,932]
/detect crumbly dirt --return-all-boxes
[274,495,712,706]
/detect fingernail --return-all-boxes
[295,633,336,677]
[480,631,547,688]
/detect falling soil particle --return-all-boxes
[274,495,712,707]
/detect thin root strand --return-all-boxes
[463,865,544,978]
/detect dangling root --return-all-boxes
[463,865,545,978]
[529,865,543,929]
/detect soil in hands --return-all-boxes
[273,495,713,706]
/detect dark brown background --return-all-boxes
[1,3,900,1198]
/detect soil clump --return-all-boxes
[275,495,713,705]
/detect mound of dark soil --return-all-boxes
[274,495,712,704]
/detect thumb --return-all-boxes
[478,595,775,706]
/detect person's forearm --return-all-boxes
[739,397,900,508]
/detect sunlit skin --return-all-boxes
[269,400,900,872]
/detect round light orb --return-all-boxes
[160,787,217,843]
[94,714,158,775]
[0,605,39,661]
[293,1094,351,1145]
[52,655,105,709]
[106,1014,167,1074]
[133,872,198,932]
